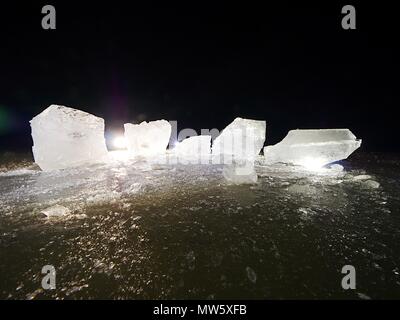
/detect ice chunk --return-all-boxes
[264,129,361,168]
[30,105,108,171]
[212,118,266,161]
[124,120,171,156]
[223,160,258,184]
[41,205,70,218]
[287,184,318,195]
[246,266,257,283]
[364,180,380,189]
[353,175,372,181]
[174,135,211,156]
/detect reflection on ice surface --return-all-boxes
[0,152,399,299]
[223,159,258,185]
[0,153,366,219]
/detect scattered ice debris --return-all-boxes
[223,160,258,185]
[0,168,39,177]
[73,213,88,220]
[65,284,89,296]
[174,135,211,157]
[246,266,257,283]
[357,292,371,300]
[41,205,71,218]
[349,175,380,189]
[298,208,309,214]
[186,251,196,271]
[1,150,399,299]
[30,105,108,171]
[124,120,171,157]
[364,180,380,189]
[298,207,317,221]
[26,288,44,300]
[125,182,142,195]
[287,184,318,195]
[264,129,361,169]
[86,192,121,205]
[353,175,372,181]
[212,118,266,160]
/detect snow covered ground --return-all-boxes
[0,152,399,299]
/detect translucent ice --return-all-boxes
[30,105,108,171]
[353,175,372,181]
[363,180,380,189]
[212,118,266,161]
[223,160,258,184]
[124,120,171,156]
[264,129,361,168]
[174,135,211,156]
[351,176,380,189]
[41,205,70,218]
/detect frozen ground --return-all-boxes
[0,152,399,299]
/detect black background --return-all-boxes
[0,299,394,317]
[0,1,399,152]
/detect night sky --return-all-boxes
[0,1,399,152]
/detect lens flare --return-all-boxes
[299,157,326,171]
[113,136,127,149]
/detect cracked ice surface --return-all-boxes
[264,129,361,168]
[30,105,109,171]
[1,152,399,299]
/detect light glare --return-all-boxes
[113,136,127,149]
[299,157,326,171]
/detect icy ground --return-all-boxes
[0,152,399,299]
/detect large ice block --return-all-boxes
[174,135,211,156]
[30,105,109,171]
[212,117,266,161]
[264,129,362,168]
[124,120,171,156]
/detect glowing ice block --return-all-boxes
[175,135,211,156]
[124,120,171,156]
[212,117,266,160]
[264,129,362,168]
[30,105,108,171]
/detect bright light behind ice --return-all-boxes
[113,136,127,149]
[299,157,326,171]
